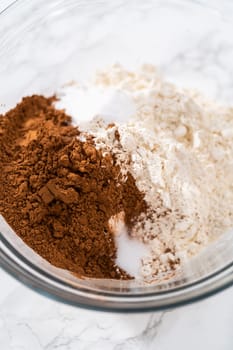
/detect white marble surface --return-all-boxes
[1,0,233,348]
[0,268,233,350]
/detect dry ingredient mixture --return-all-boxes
[56,64,233,279]
[0,64,232,281]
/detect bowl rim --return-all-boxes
[1,233,233,312]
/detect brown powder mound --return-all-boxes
[0,95,147,279]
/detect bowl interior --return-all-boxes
[0,0,233,310]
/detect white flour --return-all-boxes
[55,64,233,280]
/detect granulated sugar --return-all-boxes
[56,64,233,280]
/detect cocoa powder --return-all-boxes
[0,95,147,279]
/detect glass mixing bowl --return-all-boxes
[0,0,233,312]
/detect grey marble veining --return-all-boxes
[1,0,233,111]
[0,269,233,350]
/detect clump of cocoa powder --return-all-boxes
[0,95,147,279]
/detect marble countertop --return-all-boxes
[0,268,233,350]
[1,0,233,348]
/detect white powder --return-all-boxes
[55,64,233,281]
[109,212,149,278]
[56,84,136,126]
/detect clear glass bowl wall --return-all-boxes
[0,0,233,311]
